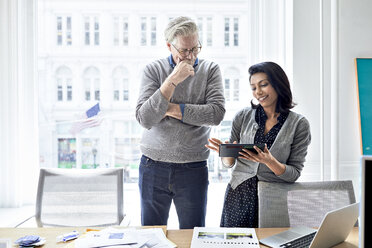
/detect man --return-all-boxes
[135,16,225,229]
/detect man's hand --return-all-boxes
[160,58,195,101]
[165,103,182,120]
[169,57,195,86]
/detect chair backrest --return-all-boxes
[258,180,356,228]
[35,168,124,227]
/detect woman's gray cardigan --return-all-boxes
[228,107,311,190]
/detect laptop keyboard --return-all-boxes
[279,232,316,248]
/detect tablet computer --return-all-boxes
[219,144,265,158]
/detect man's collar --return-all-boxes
[168,55,199,68]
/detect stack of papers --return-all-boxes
[71,227,176,248]
[190,227,260,248]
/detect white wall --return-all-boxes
[293,0,372,199]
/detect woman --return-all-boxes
[206,61,311,227]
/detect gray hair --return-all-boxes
[164,16,198,43]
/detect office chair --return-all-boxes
[258,180,356,228]
[35,168,124,227]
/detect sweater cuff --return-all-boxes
[179,103,185,121]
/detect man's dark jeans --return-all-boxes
[138,155,209,229]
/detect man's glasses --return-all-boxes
[171,41,202,57]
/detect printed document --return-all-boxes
[190,227,259,248]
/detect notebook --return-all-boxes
[259,202,359,248]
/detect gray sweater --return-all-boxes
[136,57,225,163]
[229,107,311,189]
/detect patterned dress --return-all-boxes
[220,106,289,227]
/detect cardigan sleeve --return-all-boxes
[277,117,311,182]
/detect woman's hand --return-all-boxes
[205,138,237,168]
[205,138,224,153]
[238,144,285,175]
[238,144,272,163]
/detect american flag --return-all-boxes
[69,103,102,135]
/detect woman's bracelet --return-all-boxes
[170,82,177,87]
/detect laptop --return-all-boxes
[259,202,359,248]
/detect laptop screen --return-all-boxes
[361,156,371,248]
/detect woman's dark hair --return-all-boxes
[248,61,295,113]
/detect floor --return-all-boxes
[0,182,227,229]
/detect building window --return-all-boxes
[198,17,213,47]
[114,16,129,46]
[140,17,156,46]
[84,16,100,46]
[224,17,239,47]
[140,17,147,46]
[81,138,100,169]
[58,138,76,168]
[224,67,240,101]
[113,67,129,102]
[83,67,100,101]
[197,18,203,45]
[224,18,230,46]
[151,17,156,46]
[55,66,73,102]
[233,17,239,46]
[207,17,213,46]
[224,78,230,101]
[56,16,72,46]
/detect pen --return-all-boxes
[56,231,79,242]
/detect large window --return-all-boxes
[37,0,293,228]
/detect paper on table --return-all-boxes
[134,228,176,248]
[190,227,260,248]
[67,227,176,248]
[74,227,139,248]
[0,239,11,248]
